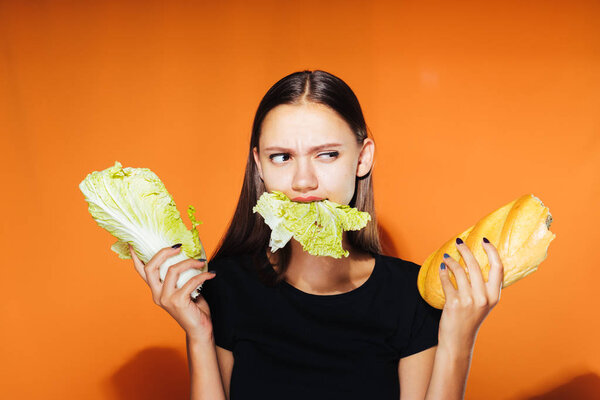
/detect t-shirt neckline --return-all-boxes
[278,253,380,302]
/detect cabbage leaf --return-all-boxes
[253,191,371,258]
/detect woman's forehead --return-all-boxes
[260,103,355,147]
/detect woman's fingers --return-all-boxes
[439,261,457,304]
[482,240,504,305]
[173,270,216,304]
[454,238,487,302]
[129,244,147,282]
[161,259,206,299]
[143,245,183,303]
[441,253,471,295]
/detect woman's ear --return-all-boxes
[253,146,264,180]
[356,138,375,178]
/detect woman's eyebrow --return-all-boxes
[263,143,343,152]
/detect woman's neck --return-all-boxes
[273,232,375,295]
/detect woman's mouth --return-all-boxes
[291,196,324,202]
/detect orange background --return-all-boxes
[1,1,599,399]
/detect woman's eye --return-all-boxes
[269,153,290,163]
[319,151,339,159]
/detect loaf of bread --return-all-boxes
[418,194,556,309]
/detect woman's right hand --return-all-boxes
[128,243,217,343]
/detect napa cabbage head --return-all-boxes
[79,161,206,295]
[252,191,371,258]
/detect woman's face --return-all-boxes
[253,103,374,205]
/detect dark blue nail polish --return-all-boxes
[197,258,207,262]
[172,243,182,248]
[456,238,463,245]
[208,270,216,274]
[483,237,490,243]
[443,253,450,258]
[440,262,446,270]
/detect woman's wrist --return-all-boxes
[437,337,475,362]
[186,331,215,348]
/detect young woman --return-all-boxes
[128,70,504,400]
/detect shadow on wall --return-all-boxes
[107,347,189,400]
[511,371,600,400]
[379,223,399,258]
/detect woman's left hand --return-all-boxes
[437,238,504,354]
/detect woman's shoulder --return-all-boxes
[202,253,256,295]
[374,253,427,294]
[207,252,252,273]
[207,252,269,284]
[376,253,422,277]
[375,254,428,305]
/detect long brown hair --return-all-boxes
[210,70,382,286]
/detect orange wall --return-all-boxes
[1,1,599,398]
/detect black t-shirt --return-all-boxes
[201,251,442,400]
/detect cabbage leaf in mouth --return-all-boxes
[252,191,371,258]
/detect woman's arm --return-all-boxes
[424,342,473,400]
[128,244,227,400]
[398,346,436,399]
[215,345,234,399]
[187,334,228,400]
[422,238,503,400]
[398,343,472,400]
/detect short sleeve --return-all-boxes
[200,269,235,351]
[400,292,442,358]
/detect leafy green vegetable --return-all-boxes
[253,191,371,258]
[79,161,206,296]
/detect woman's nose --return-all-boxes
[291,159,318,192]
